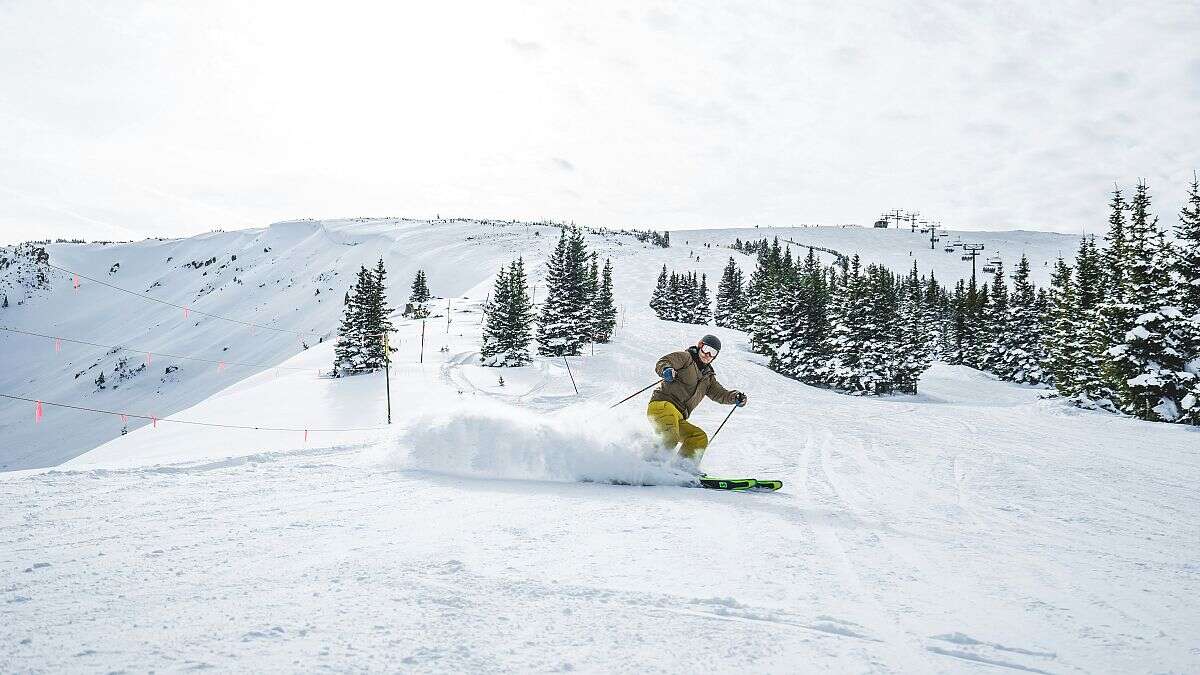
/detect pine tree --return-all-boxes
[696,273,712,324]
[1097,185,1133,395]
[536,227,590,356]
[480,265,511,364]
[1046,257,1081,393]
[996,255,1047,384]
[714,258,744,328]
[894,262,932,393]
[1,294,7,308]
[593,259,617,343]
[1174,174,1200,424]
[650,265,669,318]
[981,263,1009,373]
[1072,236,1112,405]
[505,258,535,364]
[334,268,372,375]
[480,258,535,366]
[360,258,395,368]
[95,371,106,389]
[408,269,431,318]
[747,241,782,356]
[1107,181,1187,420]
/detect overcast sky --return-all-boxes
[2,1,1198,243]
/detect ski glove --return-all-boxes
[733,391,747,407]
[661,367,675,383]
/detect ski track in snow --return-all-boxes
[3,219,1199,672]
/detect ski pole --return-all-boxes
[709,405,737,444]
[609,379,661,408]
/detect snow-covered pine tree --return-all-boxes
[537,228,573,355]
[971,281,991,369]
[663,272,680,322]
[955,275,985,369]
[504,258,535,364]
[1107,181,1187,421]
[584,254,600,339]
[407,269,431,318]
[981,262,1009,373]
[1046,257,1081,394]
[714,257,744,328]
[827,256,891,393]
[1174,173,1200,424]
[650,265,669,319]
[361,258,395,368]
[480,265,511,364]
[536,227,590,356]
[747,240,783,356]
[800,248,833,383]
[1097,186,1133,394]
[1071,236,1112,406]
[996,255,1047,384]
[946,280,967,365]
[480,257,534,366]
[333,267,372,375]
[674,273,691,323]
[894,261,932,393]
[592,259,617,343]
[696,273,712,325]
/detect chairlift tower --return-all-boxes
[905,211,920,232]
[962,243,986,284]
[927,220,942,250]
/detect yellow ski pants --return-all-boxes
[647,400,708,462]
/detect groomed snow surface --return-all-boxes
[2,221,1198,673]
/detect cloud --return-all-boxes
[507,38,543,55]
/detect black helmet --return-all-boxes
[699,334,722,352]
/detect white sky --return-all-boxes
[2,1,1198,243]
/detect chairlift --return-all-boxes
[951,240,964,247]
[944,246,955,253]
[961,255,973,261]
[982,265,996,274]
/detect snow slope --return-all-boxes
[669,225,1081,286]
[2,220,1198,672]
[0,218,561,469]
[1,219,1079,470]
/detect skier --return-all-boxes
[648,334,747,465]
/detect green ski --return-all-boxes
[698,477,783,491]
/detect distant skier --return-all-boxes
[648,334,747,465]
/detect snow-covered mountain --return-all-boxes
[3,218,1196,672]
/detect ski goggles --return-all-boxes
[699,344,719,358]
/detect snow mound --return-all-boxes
[393,401,696,486]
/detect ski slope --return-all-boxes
[2,219,1198,672]
[0,219,1079,470]
[670,225,1081,286]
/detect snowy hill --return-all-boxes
[2,218,1198,672]
[669,225,1082,286]
[1,220,1080,470]
[0,218,569,469]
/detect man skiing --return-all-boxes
[647,334,747,465]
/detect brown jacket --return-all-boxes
[650,347,738,419]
